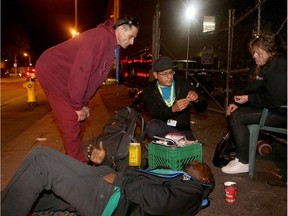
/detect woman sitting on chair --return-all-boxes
[222,32,287,174]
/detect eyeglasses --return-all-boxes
[157,71,175,77]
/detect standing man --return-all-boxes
[143,56,207,141]
[35,15,139,162]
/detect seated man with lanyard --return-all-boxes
[1,143,215,216]
[143,56,207,141]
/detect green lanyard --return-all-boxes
[157,81,175,107]
[101,187,121,216]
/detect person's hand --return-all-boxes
[75,106,89,121]
[87,141,106,165]
[186,91,199,103]
[234,95,248,104]
[172,98,190,112]
[226,103,238,116]
[103,173,117,184]
[82,106,90,117]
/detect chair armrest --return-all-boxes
[259,108,269,127]
[259,105,287,127]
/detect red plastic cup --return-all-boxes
[224,181,238,204]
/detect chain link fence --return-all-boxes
[184,0,287,112]
[120,0,286,112]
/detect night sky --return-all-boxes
[2,0,109,62]
[2,0,265,66]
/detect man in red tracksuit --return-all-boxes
[35,15,139,162]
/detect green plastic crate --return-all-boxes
[148,143,202,171]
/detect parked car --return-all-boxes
[1,68,10,77]
[22,67,36,78]
[9,72,22,77]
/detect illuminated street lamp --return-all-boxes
[71,0,79,38]
[185,5,196,78]
[71,29,79,38]
[24,53,32,68]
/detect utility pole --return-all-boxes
[13,55,17,76]
[75,0,78,31]
[114,0,119,22]
[71,0,79,37]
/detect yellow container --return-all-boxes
[129,143,141,166]
[23,78,37,103]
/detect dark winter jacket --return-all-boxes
[112,168,213,216]
[143,76,207,130]
[243,54,287,114]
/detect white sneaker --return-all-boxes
[221,158,249,174]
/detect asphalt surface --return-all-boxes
[1,83,287,216]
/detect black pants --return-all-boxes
[1,147,116,216]
[229,106,286,163]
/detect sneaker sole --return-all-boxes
[221,169,249,174]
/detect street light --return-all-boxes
[185,6,196,78]
[24,53,32,68]
[71,29,79,38]
[71,0,79,38]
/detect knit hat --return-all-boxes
[153,56,173,72]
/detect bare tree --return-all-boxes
[1,22,30,65]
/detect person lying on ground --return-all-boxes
[1,143,214,216]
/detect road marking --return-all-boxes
[1,95,27,107]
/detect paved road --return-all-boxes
[1,78,51,145]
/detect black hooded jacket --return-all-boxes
[112,168,213,216]
[143,76,207,130]
[237,54,287,115]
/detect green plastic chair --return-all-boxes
[247,106,287,177]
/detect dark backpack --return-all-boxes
[212,131,236,168]
[94,106,145,171]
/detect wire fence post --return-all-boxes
[225,9,235,110]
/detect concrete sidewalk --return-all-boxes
[1,84,113,189]
[1,84,287,216]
